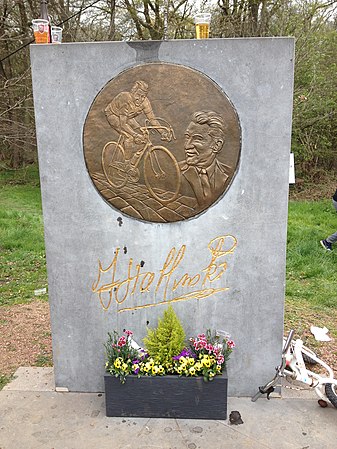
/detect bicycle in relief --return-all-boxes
[102,118,181,204]
[102,80,181,204]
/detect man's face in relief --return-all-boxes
[132,88,147,107]
[184,122,218,168]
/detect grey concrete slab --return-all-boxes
[2,367,55,392]
[1,368,336,449]
[1,387,336,449]
[30,39,294,394]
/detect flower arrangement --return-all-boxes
[173,330,235,381]
[105,307,235,383]
[104,329,141,383]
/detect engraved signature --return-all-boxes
[92,235,237,313]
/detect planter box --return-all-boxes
[104,370,228,419]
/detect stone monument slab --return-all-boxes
[30,38,294,395]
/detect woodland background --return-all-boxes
[0,0,336,181]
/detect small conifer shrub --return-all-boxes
[143,305,185,367]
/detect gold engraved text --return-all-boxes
[92,234,237,312]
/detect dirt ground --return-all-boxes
[284,304,337,377]
[0,301,52,378]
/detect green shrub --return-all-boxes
[143,306,185,367]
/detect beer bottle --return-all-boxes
[40,0,51,43]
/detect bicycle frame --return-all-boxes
[128,120,175,170]
[252,329,337,405]
[286,338,337,402]
[101,117,181,204]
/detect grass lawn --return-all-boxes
[0,166,47,306]
[285,200,337,349]
[286,200,337,309]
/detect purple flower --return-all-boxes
[140,351,149,360]
[173,348,196,360]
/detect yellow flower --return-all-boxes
[188,357,195,366]
[114,358,122,369]
[158,366,165,374]
[202,358,211,368]
[194,362,202,371]
[216,365,222,372]
[122,363,128,371]
[177,366,183,374]
[189,367,196,376]
[152,365,159,375]
[179,356,187,364]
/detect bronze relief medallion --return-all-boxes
[83,63,241,223]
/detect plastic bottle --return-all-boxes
[40,0,51,43]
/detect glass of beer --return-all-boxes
[51,26,63,43]
[32,19,49,44]
[195,13,211,39]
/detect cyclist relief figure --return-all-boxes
[101,79,182,207]
[83,63,241,222]
[104,80,169,160]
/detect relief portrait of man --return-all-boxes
[180,111,231,210]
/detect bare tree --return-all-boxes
[0,0,335,176]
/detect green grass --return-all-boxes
[0,164,40,187]
[286,200,337,309]
[0,374,13,390]
[35,353,53,367]
[0,167,48,306]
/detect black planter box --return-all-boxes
[104,370,228,419]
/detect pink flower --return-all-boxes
[206,344,213,352]
[195,340,206,350]
[217,355,225,365]
[118,336,127,347]
[124,330,133,337]
[227,340,235,349]
[197,333,206,341]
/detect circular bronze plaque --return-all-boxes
[83,63,241,222]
